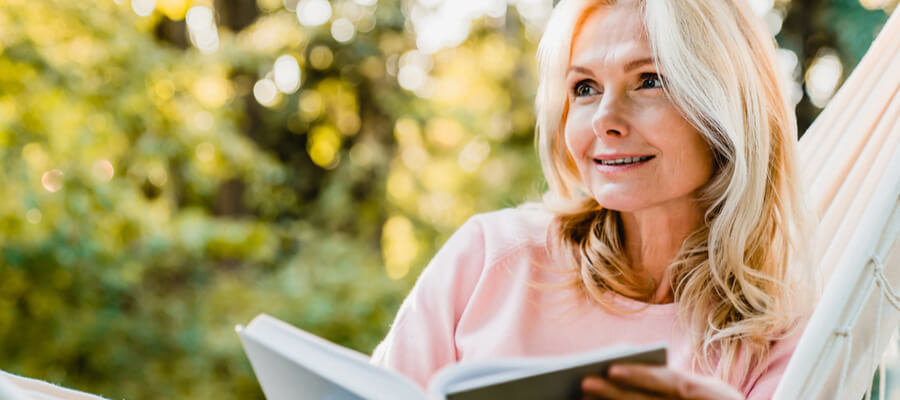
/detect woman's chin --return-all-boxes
[592,196,649,213]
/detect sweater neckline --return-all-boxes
[604,292,678,315]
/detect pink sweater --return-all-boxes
[371,207,798,399]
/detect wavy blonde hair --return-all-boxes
[535,0,814,386]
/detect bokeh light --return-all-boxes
[426,118,464,149]
[26,208,42,224]
[331,18,356,43]
[253,78,280,107]
[748,0,775,16]
[859,0,894,10]
[806,49,843,108]
[296,0,332,27]
[92,160,115,182]
[356,13,376,33]
[132,0,156,17]
[22,143,49,169]
[273,55,302,94]
[307,125,342,168]
[283,0,300,12]
[41,169,64,192]
[398,64,427,91]
[776,48,804,106]
[193,75,232,108]
[308,45,334,69]
[148,165,168,187]
[397,50,433,95]
[336,112,361,135]
[195,142,216,162]
[186,6,214,31]
[186,6,219,53]
[394,118,422,146]
[157,0,189,20]
[411,6,472,54]
[458,139,490,172]
[418,190,456,225]
[764,8,785,35]
[511,0,553,40]
[299,90,324,119]
[401,145,428,170]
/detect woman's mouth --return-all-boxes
[593,155,655,166]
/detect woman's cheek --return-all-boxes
[564,108,594,158]
[633,101,671,127]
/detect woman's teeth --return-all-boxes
[596,156,653,165]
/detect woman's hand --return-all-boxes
[581,364,745,400]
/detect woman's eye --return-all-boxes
[572,81,598,97]
[639,73,663,89]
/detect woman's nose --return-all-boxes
[591,95,630,138]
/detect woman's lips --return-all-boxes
[592,155,655,173]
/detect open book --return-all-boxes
[236,314,667,400]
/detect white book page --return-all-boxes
[0,372,28,400]
[0,371,108,400]
[238,314,425,400]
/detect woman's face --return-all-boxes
[564,5,714,213]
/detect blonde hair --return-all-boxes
[535,0,814,386]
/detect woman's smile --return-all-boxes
[593,154,656,174]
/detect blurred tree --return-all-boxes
[778,0,895,132]
[0,0,407,398]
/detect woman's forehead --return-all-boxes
[570,6,652,70]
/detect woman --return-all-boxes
[372,0,813,398]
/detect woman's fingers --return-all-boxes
[581,376,666,400]
[606,364,681,397]
[605,364,744,400]
[582,365,746,400]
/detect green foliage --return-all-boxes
[0,1,404,398]
[0,0,893,398]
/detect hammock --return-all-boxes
[773,8,900,400]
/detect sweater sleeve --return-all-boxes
[370,216,487,388]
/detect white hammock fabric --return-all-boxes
[773,8,900,400]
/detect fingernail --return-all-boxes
[609,365,627,377]
[582,377,605,390]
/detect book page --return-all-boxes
[426,344,666,400]
[238,314,426,400]
[0,372,27,400]
[0,371,108,400]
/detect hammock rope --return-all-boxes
[870,254,900,400]
[834,325,853,400]
[867,271,883,400]
[873,255,900,310]
[832,253,900,400]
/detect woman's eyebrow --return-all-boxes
[565,65,593,77]
[624,57,654,72]
[566,58,655,77]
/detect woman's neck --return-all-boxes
[620,198,705,303]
